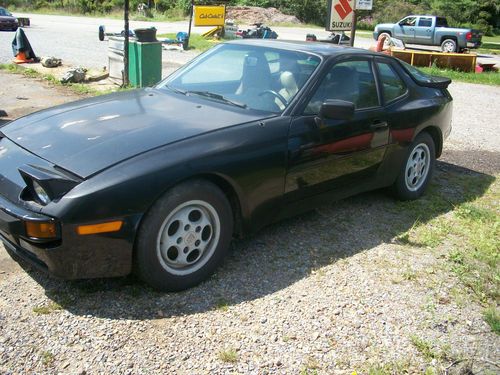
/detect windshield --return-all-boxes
[159,43,321,113]
[0,8,12,16]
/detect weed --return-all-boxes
[40,350,55,366]
[483,306,500,334]
[33,302,63,315]
[215,298,229,312]
[410,335,451,362]
[218,348,238,363]
[418,67,500,86]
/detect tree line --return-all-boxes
[4,0,500,35]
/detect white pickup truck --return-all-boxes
[373,15,482,53]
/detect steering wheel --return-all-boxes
[259,90,288,108]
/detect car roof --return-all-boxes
[225,39,381,58]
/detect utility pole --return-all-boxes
[350,9,357,47]
[187,0,194,49]
[123,0,130,86]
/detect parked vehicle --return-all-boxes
[0,7,18,31]
[0,40,452,291]
[236,23,278,39]
[373,15,482,53]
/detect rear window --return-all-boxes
[399,61,435,84]
[436,17,448,27]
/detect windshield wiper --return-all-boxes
[165,85,187,95]
[186,91,247,109]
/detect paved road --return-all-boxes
[0,13,498,72]
[0,13,372,70]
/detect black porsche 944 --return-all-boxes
[0,40,452,291]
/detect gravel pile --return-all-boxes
[227,6,300,25]
[0,75,499,374]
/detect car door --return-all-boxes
[414,17,434,45]
[393,16,417,43]
[284,57,389,202]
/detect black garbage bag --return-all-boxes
[12,28,37,59]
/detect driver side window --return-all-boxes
[400,17,417,27]
[304,59,379,115]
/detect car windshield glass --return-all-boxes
[0,8,12,16]
[158,43,321,113]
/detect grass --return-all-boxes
[10,6,187,22]
[40,350,55,366]
[32,302,63,315]
[418,66,500,86]
[0,63,126,96]
[409,335,452,362]
[218,348,238,363]
[157,33,220,52]
[483,307,500,334]
[215,298,230,312]
[395,172,499,333]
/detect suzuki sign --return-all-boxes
[327,0,355,31]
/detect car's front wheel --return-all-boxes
[392,132,435,201]
[135,179,233,291]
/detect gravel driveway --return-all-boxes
[0,74,499,374]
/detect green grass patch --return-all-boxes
[393,170,498,333]
[418,66,500,86]
[33,302,63,315]
[40,350,55,366]
[0,63,127,96]
[409,335,452,362]
[482,35,500,44]
[483,306,500,334]
[218,348,238,363]
[157,33,220,52]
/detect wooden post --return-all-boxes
[350,9,357,47]
[187,0,194,49]
[123,0,130,86]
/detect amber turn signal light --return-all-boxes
[76,221,123,235]
[25,221,57,239]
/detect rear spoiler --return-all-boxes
[417,75,452,89]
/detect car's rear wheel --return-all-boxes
[392,132,435,201]
[441,39,457,53]
[135,179,233,291]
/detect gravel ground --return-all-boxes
[0,74,499,374]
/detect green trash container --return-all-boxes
[129,40,162,88]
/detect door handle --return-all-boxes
[371,121,388,130]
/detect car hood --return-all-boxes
[375,23,394,30]
[1,88,268,178]
[0,16,16,21]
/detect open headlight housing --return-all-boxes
[19,164,81,206]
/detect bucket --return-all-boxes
[134,28,157,42]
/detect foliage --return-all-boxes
[4,0,499,35]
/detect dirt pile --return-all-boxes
[226,6,300,25]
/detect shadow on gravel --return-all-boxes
[14,158,496,320]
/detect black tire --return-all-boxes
[441,38,457,53]
[135,179,233,292]
[392,132,436,201]
[98,25,105,41]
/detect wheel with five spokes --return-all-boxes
[392,132,436,200]
[135,179,233,291]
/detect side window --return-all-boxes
[401,17,417,27]
[418,18,432,27]
[305,59,379,115]
[376,62,407,103]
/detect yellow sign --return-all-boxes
[194,5,226,27]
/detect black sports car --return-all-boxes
[0,40,452,291]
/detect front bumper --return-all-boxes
[0,194,135,279]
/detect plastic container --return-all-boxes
[134,28,157,42]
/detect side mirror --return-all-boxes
[320,99,355,120]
